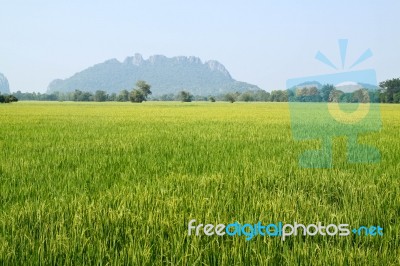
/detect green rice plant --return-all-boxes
[0,102,399,265]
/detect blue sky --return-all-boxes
[1,0,399,92]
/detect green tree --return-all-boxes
[81,92,93,101]
[321,84,335,102]
[178,90,193,102]
[129,89,146,103]
[239,92,254,102]
[136,80,152,96]
[329,89,343,102]
[72,90,92,101]
[254,90,271,101]
[378,89,387,103]
[340,93,353,103]
[117,90,129,102]
[379,78,400,103]
[8,95,18,102]
[394,92,400,103]
[352,89,370,103]
[130,81,152,103]
[309,87,321,102]
[296,87,321,102]
[224,93,237,103]
[109,92,117,101]
[271,90,288,102]
[0,95,18,103]
[73,90,83,101]
[94,90,107,102]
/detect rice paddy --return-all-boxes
[0,101,399,265]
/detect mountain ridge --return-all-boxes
[47,54,260,95]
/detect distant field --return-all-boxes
[0,102,399,265]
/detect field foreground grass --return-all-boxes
[0,102,399,265]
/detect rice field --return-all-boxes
[0,101,399,265]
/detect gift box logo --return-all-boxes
[287,39,381,168]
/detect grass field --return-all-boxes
[0,102,399,265]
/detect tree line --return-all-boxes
[4,78,400,104]
[0,94,18,103]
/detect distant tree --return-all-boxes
[0,95,18,103]
[73,90,82,101]
[368,90,380,103]
[209,96,216,102]
[94,90,107,102]
[378,88,387,103]
[82,92,93,101]
[379,78,400,103]
[270,90,288,102]
[130,81,152,103]
[224,93,237,103]
[239,91,254,102]
[109,92,117,101]
[136,80,152,96]
[394,92,400,103]
[308,87,321,102]
[254,90,271,101]
[129,89,146,103]
[282,90,289,102]
[329,89,343,102]
[117,90,129,102]
[44,93,58,101]
[8,95,18,102]
[178,90,193,102]
[352,89,370,103]
[295,87,320,102]
[287,89,296,102]
[321,84,335,102]
[72,90,93,101]
[340,93,353,103]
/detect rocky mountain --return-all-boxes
[47,54,260,95]
[0,73,10,94]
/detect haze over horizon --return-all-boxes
[1,0,399,93]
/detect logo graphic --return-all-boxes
[287,39,381,168]
[188,219,384,242]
